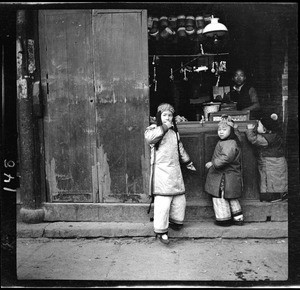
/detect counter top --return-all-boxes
[177,120,257,133]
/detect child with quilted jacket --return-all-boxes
[205,115,244,226]
[145,103,196,244]
[245,113,288,202]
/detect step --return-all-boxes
[20,200,287,222]
[17,221,288,239]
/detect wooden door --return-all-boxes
[92,10,149,203]
[39,9,149,203]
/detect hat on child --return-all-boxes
[218,114,235,128]
[157,103,175,114]
[260,113,279,132]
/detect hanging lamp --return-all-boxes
[202,15,228,37]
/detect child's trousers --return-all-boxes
[153,194,186,234]
[212,190,243,222]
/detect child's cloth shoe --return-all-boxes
[156,233,170,244]
[214,220,232,227]
[232,220,244,226]
[169,222,183,231]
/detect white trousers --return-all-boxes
[153,194,186,234]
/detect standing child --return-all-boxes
[245,113,288,202]
[145,103,196,244]
[205,115,244,226]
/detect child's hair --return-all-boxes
[218,115,241,148]
[260,113,280,133]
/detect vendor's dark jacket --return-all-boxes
[230,83,261,119]
[205,139,242,199]
[230,84,253,110]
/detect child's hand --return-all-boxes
[186,162,196,171]
[247,123,255,130]
[205,161,213,169]
[164,121,173,129]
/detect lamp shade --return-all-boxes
[203,16,228,37]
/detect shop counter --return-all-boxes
[177,121,259,202]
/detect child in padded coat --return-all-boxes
[205,115,244,226]
[145,103,196,244]
[245,113,288,202]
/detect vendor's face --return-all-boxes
[161,110,173,124]
[218,125,231,139]
[233,70,246,86]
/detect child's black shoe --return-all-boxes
[214,220,232,227]
[232,220,244,226]
[169,222,183,231]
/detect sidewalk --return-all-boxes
[17,220,288,239]
[12,221,291,285]
[16,236,289,283]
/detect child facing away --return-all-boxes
[144,103,196,245]
[245,113,288,202]
[205,115,244,227]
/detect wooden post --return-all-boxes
[17,10,44,223]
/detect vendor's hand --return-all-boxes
[247,123,255,130]
[205,161,213,169]
[186,162,196,171]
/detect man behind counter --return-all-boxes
[229,68,261,120]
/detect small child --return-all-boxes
[245,113,288,202]
[205,115,244,226]
[145,103,196,244]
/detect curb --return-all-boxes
[17,221,288,239]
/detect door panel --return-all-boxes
[39,10,96,202]
[92,10,149,203]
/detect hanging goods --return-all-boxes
[160,27,174,39]
[177,27,187,38]
[186,26,195,36]
[216,75,221,86]
[200,43,205,54]
[149,27,159,39]
[211,61,215,73]
[169,68,174,81]
[183,68,188,81]
[196,15,205,28]
[177,15,186,27]
[153,67,157,92]
[185,16,195,27]
[159,16,169,29]
[168,16,177,30]
[219,61,227,72]
[152,17,159,28]
[148,16,153,29]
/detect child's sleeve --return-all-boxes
[178,139,191,165]
[144,124,168,145]
[234,125,243,142]
[245,129,268,147]
[212,140,237,169]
